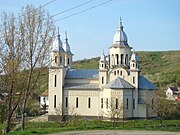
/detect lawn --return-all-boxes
[4,119,180,135]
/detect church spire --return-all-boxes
[118,17,123,31]
[58,27,60,36]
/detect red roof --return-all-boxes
[41,90,48,96]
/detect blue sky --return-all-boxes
[0,0,180,60]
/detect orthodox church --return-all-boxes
[48,20,157,120]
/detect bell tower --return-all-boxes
[109,18,132,68]
[99,51,108,88]
[49,28,66,115]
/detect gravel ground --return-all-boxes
[50,130,180,135]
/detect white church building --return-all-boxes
[48,20,157,120]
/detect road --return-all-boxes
[50,130,180,135]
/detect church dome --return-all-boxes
[62,31,72,54]
[52,34,63,52]
[131,51,140,62]
[100,51,106,62]
[113,20,128,46]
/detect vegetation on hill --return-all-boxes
[73,51,180,89]
[36,50,180,93]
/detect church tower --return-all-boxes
[109,19,132,68]
[62,31,73,68]
[99,51,108,88]
[49,29,66,115]
[129,50,140,88]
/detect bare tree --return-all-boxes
[105,98,123,127]
[0,12,25,133]
[147,90,177,127]
[55,105,79,127]
[18,5,55,130]
[0,4,55,132]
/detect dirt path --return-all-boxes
[50,130,180,135]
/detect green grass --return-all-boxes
[6,119,180,135]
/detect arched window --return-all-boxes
[55,56,57,63]
[88,97,91,108]
[101,98,103,109]
[120,71,122,75]
[102,64,103,68]
[68,58,70,64]
[117,70,119,75]
[115,54,119,65]
[102,76,104,84]
[121,54,124,64]
[54,75,57,87]
[133,76,135,84]
[125,54,128,65]
[76,97,78,108]
[126,98,129,109]
[133,63,135,67]
[54,95,56,108]
[60,56,62,63]
[114,71,116,75]
[116,98,118,109]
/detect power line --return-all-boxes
[55,0,113,22]
[0,0,56,27]
[45,0,95,20]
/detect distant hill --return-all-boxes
[38,50,180,93]
[73,51,180,89]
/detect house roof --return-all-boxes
[64,83,99,90]
[138,76,157,90]
[169,86,180,92]
[41,90,48,96]
[104,77,135,89]
[66,69,99,79]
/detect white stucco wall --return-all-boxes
[64,90,99,117]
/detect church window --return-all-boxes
[105,64,106,68]
[54,95,56,108]
[76,97,78,108]
[117,70,119,75]
[133,63,135,67]
[65,97,68,107]
[126,98,129,109]
[88,97,91,108]
[125,54,128,65]
[152,99,154,109]
[102,77,104,84]
[120,71,122,75]
[121,54,124,64]
[60,56,62,63]
[55,56,57,63]
[101,98,103,109]
[102,64,103,68]
[133,76,135,84]
[116,54,119,65]
[68,58,70,64]
[114,71,116,75]
[54,75,57,87]
[133,98,135,109]
[106,98,108,109]
[116,98,118,109]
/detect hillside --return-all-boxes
[73,50,180,89]
[38,50,180,93]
